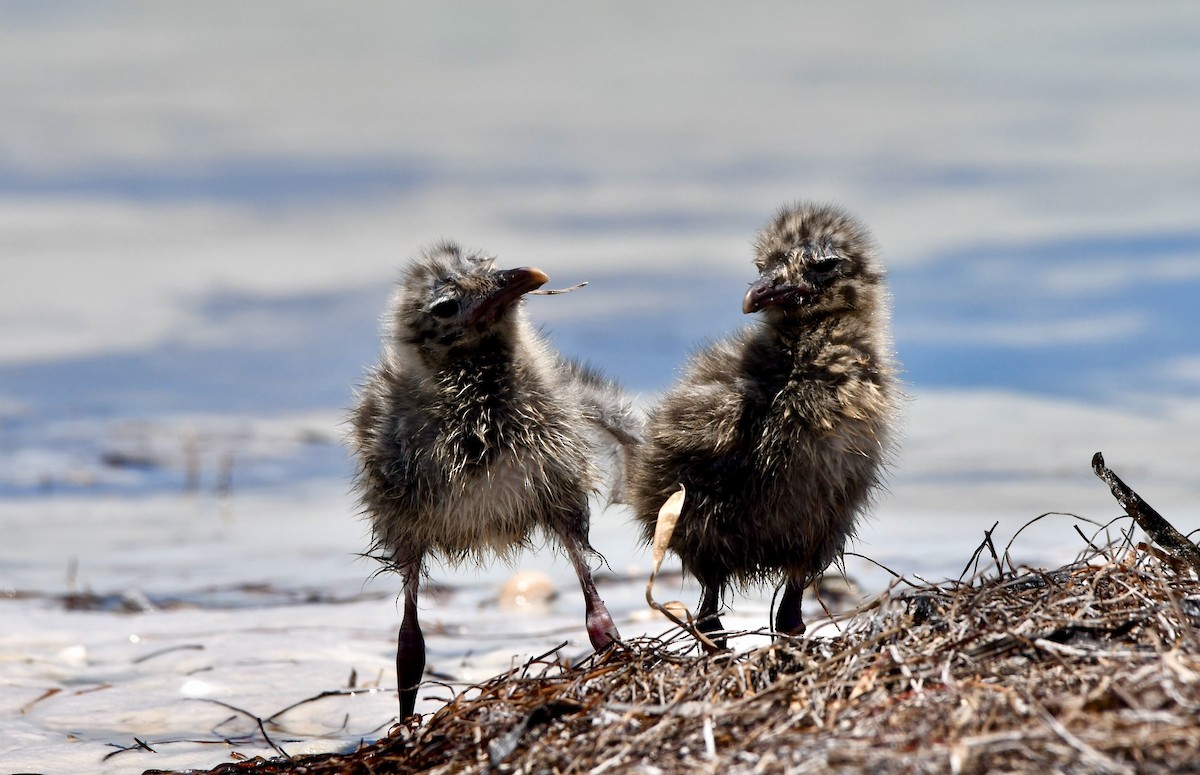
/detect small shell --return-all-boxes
[498,570,557,613]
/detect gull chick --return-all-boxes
[629,203,898,642]
[350,242,627,717]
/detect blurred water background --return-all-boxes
[2,3,1199,772]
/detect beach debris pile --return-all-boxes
[162,455,1200,774]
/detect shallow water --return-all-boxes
[3,3,1200,772]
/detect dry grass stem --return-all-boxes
[169,515,1200,775]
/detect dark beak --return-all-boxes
[474,266,550,321]
[742,276,814,314]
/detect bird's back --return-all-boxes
[631,319,895,589]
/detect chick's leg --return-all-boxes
[560,527,620,651]
[696,583,728,648]
[396,555,425,719]
[774,576,807,637]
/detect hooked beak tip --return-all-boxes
[498,266,550,294]
[743,276,816,314]
[472,267,549,323]
[742,288,761,314]
[743,278,776,314]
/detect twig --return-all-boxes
[1002,512,1105,566]
[1034,701,1134,775]
[102,737,156,761]
[132,643,205,664]
[1092,452,1200,574]
[264,689,379,724]
[959,521,1000,581]
[195,698,292,760]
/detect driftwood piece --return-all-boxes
[1091,451,1200,573]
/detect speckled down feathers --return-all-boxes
[349,243,641,573]
[629,203,898,592]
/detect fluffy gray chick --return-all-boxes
[350,242,632,717]
[629,203,898,643]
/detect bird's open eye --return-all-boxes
[429,298,461,319]
[810,255,841,275]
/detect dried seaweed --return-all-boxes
[159,529,1199,775]
[157,460,1200,775]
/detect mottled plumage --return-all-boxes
[350,242,631,717]
[629,203,898,640]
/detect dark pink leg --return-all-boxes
[563,538,620,650]
[396,565,425,719]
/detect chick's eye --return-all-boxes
[429,298,460,319]
[810,256,841,275]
